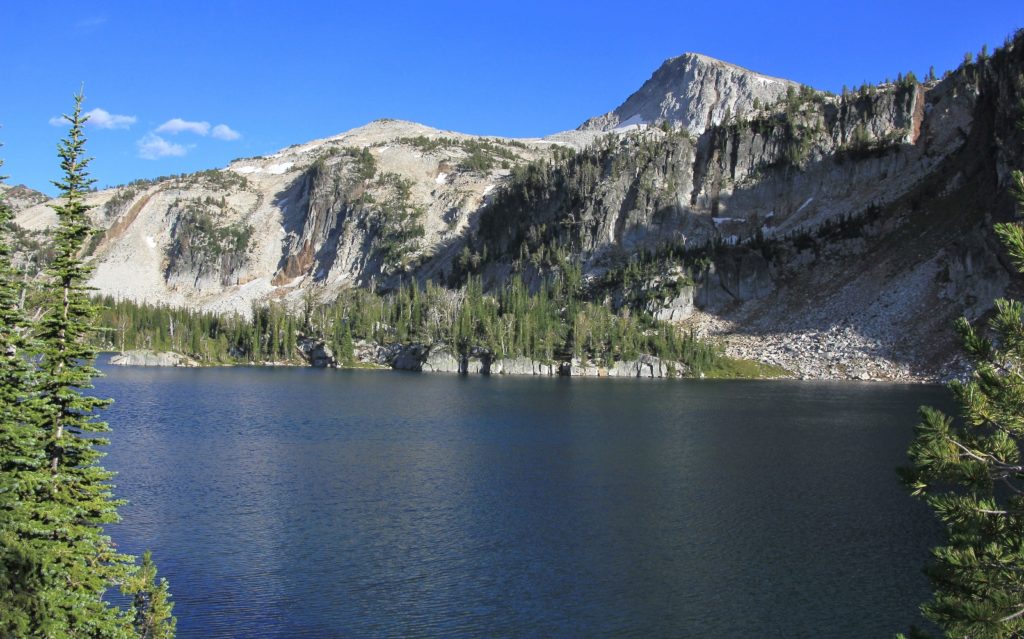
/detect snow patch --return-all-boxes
[796,197,814,214]
[266,162,294,175]
[614,114,647,132]
[231,162,294,176]
[144,236,156,248]
[435,172,448,185]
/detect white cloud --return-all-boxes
[87,108,137,129]
[48,108,136,129]
[156,118,210,136]
[137,133,187,160]
[211,124,241,141]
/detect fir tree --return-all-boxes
[0,91,174,637]
[0,153,52,636]
[122,551,176,639]
[902,168,1024,637]
[3,90,134,636]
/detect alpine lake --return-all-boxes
[96,363,950,638]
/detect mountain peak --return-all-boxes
[580,52,800,134]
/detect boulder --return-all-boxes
[386,343,426,371]
[296,337,337,368]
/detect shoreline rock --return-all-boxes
[383,343,688,379]
[108,350,198,367]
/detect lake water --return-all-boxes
[95,365,950,638]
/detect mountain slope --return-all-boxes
[13,36,1024,379]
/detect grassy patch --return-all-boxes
[701,357,790,379]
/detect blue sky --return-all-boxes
[2,1,1021,195]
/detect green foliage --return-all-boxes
[0,153,47,637]
[94,263,721,375]
[372,172,425,267]
[901,169,1024,637]
[18,91,135,636]
[471,129,692,267]
[182,168,249,191]
[701,357,789,379]
[165,198,252,284]
[350,147,376,181]
[389,135,523,173]
[313,146,377,182]
[836,125,907,162]
[122,551,176,639]
[322,268,720,372]
[0,93,174,638]
[103,185,139,219]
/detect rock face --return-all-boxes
[12,120,561,316]
[108,350,198,367]
[579,53,798,134]
[382,343,688,379]
[296,337,336,368]
[648,285,696,322]
[423,346,460,373]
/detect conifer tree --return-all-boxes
[2,90,134,636]
[122,551,176,639]
[0,153,52,635]
[0,91,174,637]
[902,169,1024,637]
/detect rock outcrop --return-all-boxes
[381,343,688,379]
[108,350,198,367]
[296,337,336,368]
[580,52,798,135]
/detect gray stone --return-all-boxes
[296,337,337,368]
[108,350,197,367]
[422,346,460,373]
[580,53,798,136]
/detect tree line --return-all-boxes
[92,263,720,374]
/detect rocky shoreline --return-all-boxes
[380,343,691,379]
[687,312,949,383]
[108,350,199,367]
[106,334,954,383]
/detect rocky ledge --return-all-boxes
[108,350,199,367]
[382,344,690,379]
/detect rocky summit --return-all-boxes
[578,52,799,135]
[13,34,1024,381]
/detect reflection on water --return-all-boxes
[97,367,948,638]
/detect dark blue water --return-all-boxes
[95,366,949,638]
